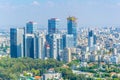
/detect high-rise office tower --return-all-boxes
[26,21,38,34]
[35,34,46,59]
[67,16,77,46]
[24,34,35,58]
[93,35,97,45]
[10,28,24,58]
[88,30,96,48]
[62,34,74,49]
[48,18,60,34]
[24,33,46,59]
[46,34,63,60]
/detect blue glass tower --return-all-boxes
[10,28,24,58]
[48,18,60,34]
[24,34,35,58]
[88,30,96,47]
[62,34,74,49]
[46,34,63,60]
[24,33,46,59]
[35,34,46,59]
[67,16,77,46]
[26,21,37,34]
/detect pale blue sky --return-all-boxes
[0,0,120,29]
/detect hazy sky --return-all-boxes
[0,0,120,29]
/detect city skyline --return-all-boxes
[1,0,120,29]
[1,0,120,79]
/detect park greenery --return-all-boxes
[0,57,120,80]
[0,57,91,80]
[0,57,63,79]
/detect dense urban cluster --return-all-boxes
[0,31,9,56]
[10,17,78,62]
[0,16,120,79]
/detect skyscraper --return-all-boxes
[48,18,60,34]
[10,28,24,58]
[26,21,38,34]
[46,34,63,60]
[62,48,72,63]
[88,30,96,48]
[62,34,74,49]
[24,33,46,59]
[67,16,77,46]
[35,34,46,59]
[24,34,35,58]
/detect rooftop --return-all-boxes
[67,16,77,21]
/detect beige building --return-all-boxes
[62,48,72,63]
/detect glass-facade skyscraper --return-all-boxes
[48,18,60,34]
[35,34,46,59]
[24,34,35,58]
[62,34,74,49]
[24,34,46,59]
[26,21,37,34]
[88,30,96,48]
[67,16,77,46]
[10,28,24,58]
[46,34,63,60]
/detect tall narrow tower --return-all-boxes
[10,28,24,58]
[26,21,37,34]
[67,16,77,46]
[88,30,96,48]
[48,18,60,34]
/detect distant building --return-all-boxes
[48,18,60,34]
[43,73,62,80]
[10,28,24,58]
[26,21,38,34]
[24,34,35,58]
[88,54,98,62]
[45,43,50,58]
[24,33,46,59]
[62,48,71,63]
[46,34,63,60]
[110,55,119,64]
[67,16,77,46]
[88,30,96,48]
[62,34,74,49]
[35,34,46,59]
[43,69,62,80]
[81,53,89,62]
[80,62,88,67]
